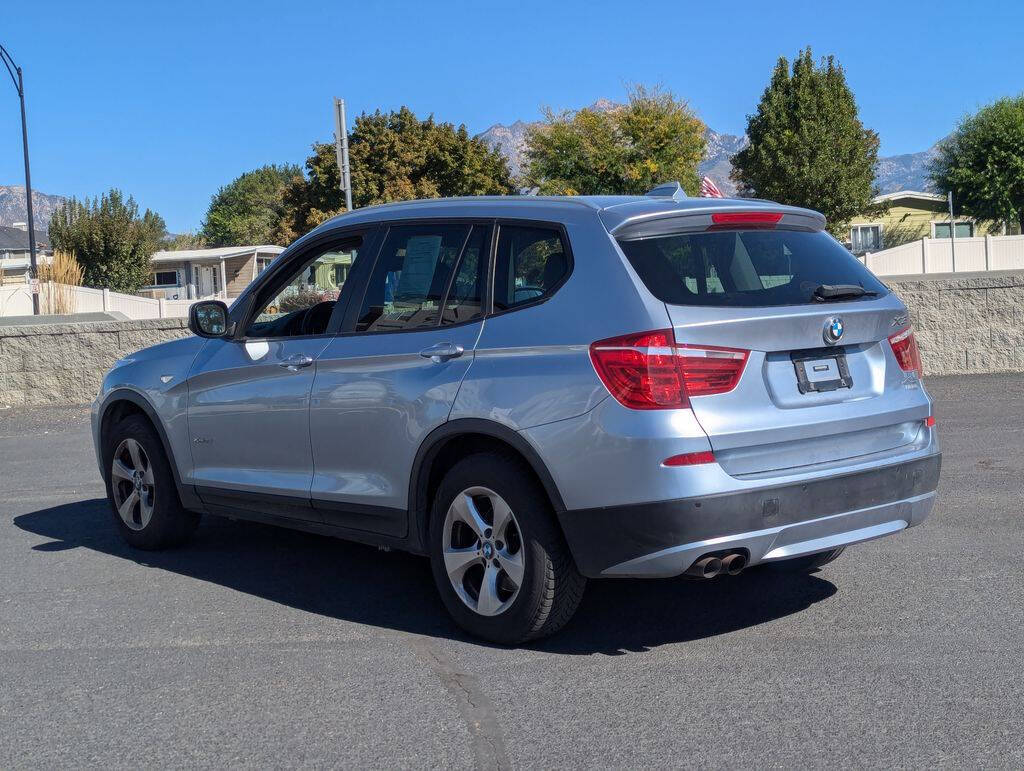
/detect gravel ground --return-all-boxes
[1,375,1022,769]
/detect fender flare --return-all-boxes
[407,418,566,553]
[98,388,199,508]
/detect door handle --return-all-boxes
[279,353,314,370]
[419,342,465,363]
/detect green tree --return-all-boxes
[731,48,879,233]
[201,164,301,246]
[523,86,706,196]
[48,190,166,292]
[930,96,1024,234]
[284,107,515,237]
[281,142,344,240]
[163,231,208,251]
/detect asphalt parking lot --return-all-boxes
[1,374,1023,769]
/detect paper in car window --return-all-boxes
[395,235,442,301]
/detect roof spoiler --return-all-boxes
[644,181,687,202]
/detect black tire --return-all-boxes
[102,414,200,550]
[428,451,586,645]
[768,547,845,573]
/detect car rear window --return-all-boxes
[616,229,888,307]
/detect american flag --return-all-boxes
[700,176,724,198]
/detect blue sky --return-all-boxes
[3,0,1023,233]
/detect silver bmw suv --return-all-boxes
[92,186,941,644]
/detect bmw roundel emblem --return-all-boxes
[823,317,845,345]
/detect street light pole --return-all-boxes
[333,97,353,212]
[1,42,39,314]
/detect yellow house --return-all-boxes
[847,191,1018,255]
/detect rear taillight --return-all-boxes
[676,345,750,397]
[888,326,922,377]
[589,329,748,410]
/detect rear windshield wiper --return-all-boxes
[812,284,878,302]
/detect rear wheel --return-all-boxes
[428,452,585,644]
[103,414,200,550]
[768,547,845,573]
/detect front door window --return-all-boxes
[246,240,360,338]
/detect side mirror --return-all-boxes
[189,300,232,338]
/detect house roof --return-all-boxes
[0,225,50,251]
[150,245,285,264]
[872,190,946,204]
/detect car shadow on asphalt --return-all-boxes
[14,499,837,656]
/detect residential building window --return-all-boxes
[850,225,882,254]
[153,270,179,286]
[932,221,974,239]
[256,257,274,274]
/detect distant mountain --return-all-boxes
[478,120,532,178]
[874,141,942,194]
[477,102,938,197]
[0,186,66,231]
[698,129,748,197]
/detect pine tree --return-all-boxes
[731,48,879,233]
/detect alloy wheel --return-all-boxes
[111,438,156,531]
[442,486,525,617]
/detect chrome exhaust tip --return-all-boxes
[685,556,723,579]
[720,552,747,576]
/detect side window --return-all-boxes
[355,224,470,332]
[442,225,489,325]
[246,240,360,338]
[493,225,569,311]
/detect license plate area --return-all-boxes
[791,349,853,394]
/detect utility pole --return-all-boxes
[1,42,39,313]
[333,97,353,212]
[947,190,957,273]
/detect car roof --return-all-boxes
[310,194,826,238]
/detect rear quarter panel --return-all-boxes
[451,212,668,430]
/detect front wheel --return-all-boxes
[428,452,585,645]
[103,414,200,550]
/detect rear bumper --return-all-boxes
[556,453,941,578]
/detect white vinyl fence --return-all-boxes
[0,282,208,319]
[3,234,1023,319]
[863,234,1024,276]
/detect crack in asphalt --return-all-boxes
[409,636,511,770]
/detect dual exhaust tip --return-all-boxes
[685,552,747,579]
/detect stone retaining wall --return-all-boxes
[887,271,1024,375]
[0,318,190,407]
[0,271,1021,406]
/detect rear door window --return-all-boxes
[441,225,489,325]
[355,224,469,332]
[617,229,888,307]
